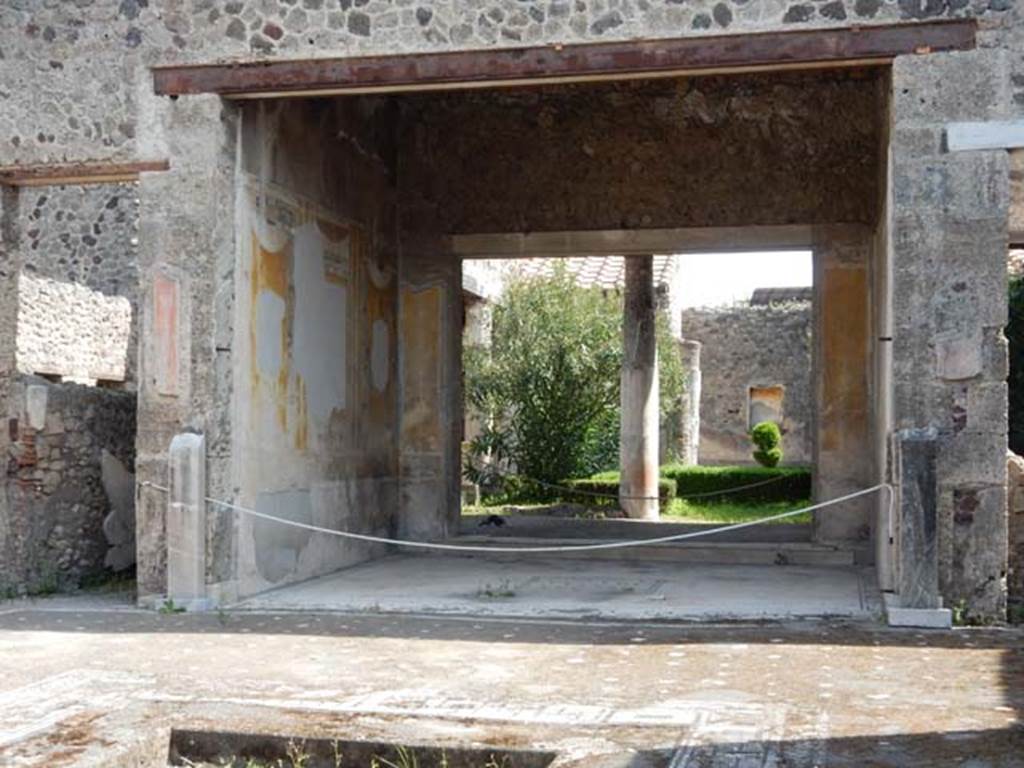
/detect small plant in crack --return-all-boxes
[285,738,311,767]
[158,598,186,614]
[477,579,516,599]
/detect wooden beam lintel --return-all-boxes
[0,160,170,188]
[152,20,976,98]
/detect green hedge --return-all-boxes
[563,477,676,510]
[583,465,811,503]
[661,464,810,502]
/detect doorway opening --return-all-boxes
[224,64,890,620]
[458,250,815,535]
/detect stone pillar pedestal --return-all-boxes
[678,340,702,466]
[885,427,951,628]
[167,432,209,610]
[620,255,659,520]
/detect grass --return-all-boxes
[463,498,811,525]
[79,568,136,594]
[662,497,812,525]
[463,464,814,525]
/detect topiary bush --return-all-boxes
[751,421,783,468]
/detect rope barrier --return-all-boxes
[140,481,892,554]
[510,471,792,502]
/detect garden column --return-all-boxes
[678,339,702,466]
[620,255,660,520]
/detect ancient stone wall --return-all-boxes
[16,272,132,384]
[13,184,140,382]
[2,1,1018,617]
[0,2,1017,171]
[1,376,136,595]
[890,50,1013,618]
[133,94,238,601]
[0,181,138,598]
[212,97,401,601]
[680,301,813,466]
[14,185,139,298]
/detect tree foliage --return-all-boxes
[464,265,686,493]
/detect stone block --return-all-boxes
[890,125,944,161]
[892,152,1010,222]
[945,482,1008,618]
[101,449,136,572]
[938,431,1009,488]
[934,329,983,381]
[167,432,208,610]
[892,49,1012,124]
[896,428,940,610]
[981,327,1010,382]
[24,384,48,431]
[966,382,1008,434]
[884,595,953,629]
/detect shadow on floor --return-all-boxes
[167,725,1024,767]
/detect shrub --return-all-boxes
[751,421,783,468]
[660,464,810,502]
[463,264,687,494]
[580,465,810,503]
[564,476,676,511]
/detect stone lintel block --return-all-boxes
[167,431,208,609]
[892,48,1012,125]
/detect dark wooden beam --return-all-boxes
[0,160,170,187]
[152,20,975,98]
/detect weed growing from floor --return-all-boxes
[27,565,59,597]
[286,739,311,767]
[158,598,186,614]
[477,579,516,599]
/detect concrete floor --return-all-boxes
[0,594,1021,767]
[234,554,881,622]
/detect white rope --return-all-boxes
[140,481,893,554]
[523,472,793,501]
